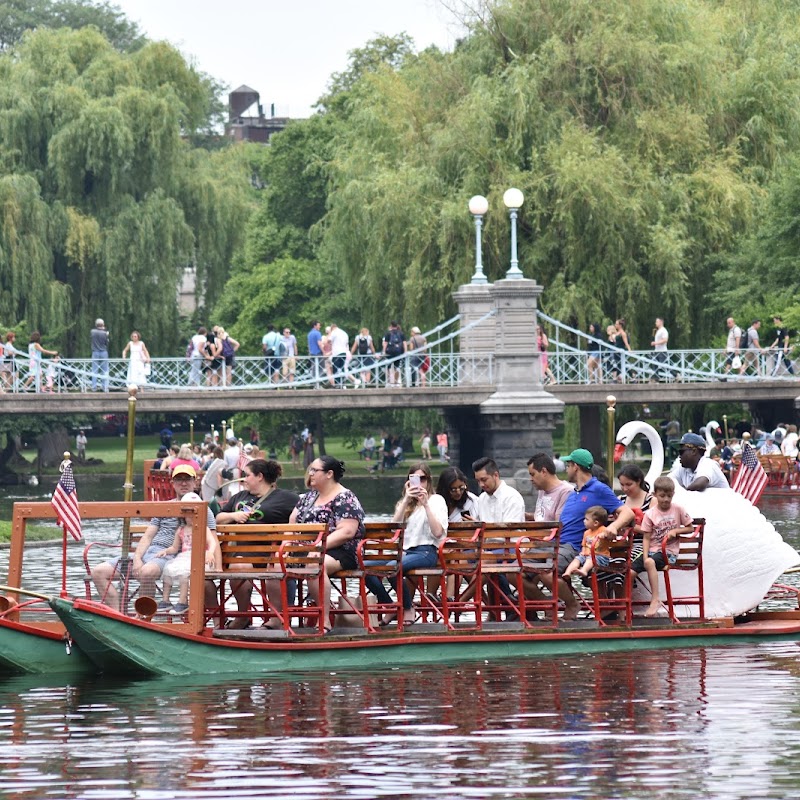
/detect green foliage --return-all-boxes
[0,0,145,52]
[0,26,250,355]
[312,0,800,347]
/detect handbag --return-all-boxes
[143,362,152,376]
[731,355,742,370]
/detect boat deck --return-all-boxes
[212,615,705,641]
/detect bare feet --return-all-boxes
[562,604,579,621]
[645,603,662,618]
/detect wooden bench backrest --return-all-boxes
[440,522,484,575]
[357,522,405,575]
[480,521,560,567]
[514,523,561,572]
[668,518,705,570]
[215,523,327,573]
[592,528,634,573]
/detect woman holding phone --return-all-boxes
[365,462,448,626]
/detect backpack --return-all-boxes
[276,339,288,358]
[741,327,752,349]
[357,335,370,355]
[221,337,235,358]
[386,329,404,356]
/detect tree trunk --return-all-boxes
[38,428,71,468]
[314,410,326,456]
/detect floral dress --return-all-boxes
[293,488,365,563]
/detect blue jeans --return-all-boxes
[364,544,438,610]
[91,350,108,391]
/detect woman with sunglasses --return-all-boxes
[214,458,301,628]
[267,455,365,633]
[366,462,448,626]
[436,466,479,521]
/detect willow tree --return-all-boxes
[319,0,800,347]
[0,26,251,355]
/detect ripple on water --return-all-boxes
[3,500,800,796]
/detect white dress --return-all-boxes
[126,341,147,385]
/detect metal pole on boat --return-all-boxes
[118,385,138,615]
[606,395,616,482]
[221,419,227,443]
[723,414,729,441]
[189,417,194,446]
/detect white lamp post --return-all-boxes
[468,195,489,284]
[503,187,524,279]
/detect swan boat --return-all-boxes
[614,420,800,618]
[4,494,800,678]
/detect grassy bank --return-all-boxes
[0,520,62,543]
[35,434,382,481]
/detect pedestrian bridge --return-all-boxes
[1,311,797,415]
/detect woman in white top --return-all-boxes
[122,331,150,386]
[366,462,448,625]
[436,466,479,522]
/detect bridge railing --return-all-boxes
[537,311,798,384]
[0,313,502,393]
[0,351,495,393]
[547,348,799,384]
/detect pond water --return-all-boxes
[1,491,800,798]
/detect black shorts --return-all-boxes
[632,551,676,572]
[327,546,357,571]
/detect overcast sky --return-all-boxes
[113,0,465,117]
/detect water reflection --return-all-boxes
[3,645,800,798]
[3,493,800,797]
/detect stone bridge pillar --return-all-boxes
[451,278,564,483]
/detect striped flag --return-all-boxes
[732,443,768,506]
[51,460,82,541]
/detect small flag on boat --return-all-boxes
[51,459,82,541]
[732,443,768,506]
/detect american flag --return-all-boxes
[732,443,768,505]
[51,460,82,541]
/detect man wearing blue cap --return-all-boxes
[668,432,728,491]
[547,448,635,620]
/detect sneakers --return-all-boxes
[156,601,173,613]
[170,603,189,615]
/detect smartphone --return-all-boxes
[409,475,421,488]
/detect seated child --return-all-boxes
[632,476,694,617]
[563,505,610,579]
[155,492,221,615]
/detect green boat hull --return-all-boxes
[50,597,800,678]
[0,619,93,676]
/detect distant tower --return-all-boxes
[225,85,290,143]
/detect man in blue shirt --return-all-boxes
[307,320,323,384]
[553,448,634,620]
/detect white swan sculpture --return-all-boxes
[614,420,800,617]
[702,419,721,457]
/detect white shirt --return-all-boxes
[782,432,799,458]
[448,491,479,522]
[191,333,206,357]
[726,326,742,352]
[404,493,448,549]
[654,327,668,351]
[669,457,729,490]
[330,327,349,356]
[475,480,526,523]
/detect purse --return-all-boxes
[731,355,742,370]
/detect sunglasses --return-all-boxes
[449,485,467,493]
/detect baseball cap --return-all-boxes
[562,448,594,470]
[226,434,237,442]
[181,492,202,502]
[244,443,254,453]
[172,465,197,479]
[678,433,706,449]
